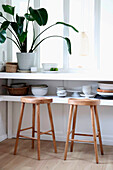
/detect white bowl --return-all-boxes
[98,82,113,90]
[31,85,48,96]
[42,63,58,71]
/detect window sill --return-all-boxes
[0,71,112,81]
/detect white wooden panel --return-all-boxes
[0,102,7,140]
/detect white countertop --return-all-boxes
[0,71,113,81]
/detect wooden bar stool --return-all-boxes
[14,96,57,160]
[64,98,103,164]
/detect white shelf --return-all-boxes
[0,95,69,103]
[0,95,113,106]
[0,71,113,81]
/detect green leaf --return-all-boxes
[29,7,48,26]
[16,14,25,35]
[56,22,79,33]
[16,14,25,25]
[0,12,3,17]
[2,5,15,16]
[11,22,23,36]
[64,37,71,54]
[0,29,6,43]
[18,32,27,43]
[25,13,34,21]
[18,25,24,35]
[1,21,10,30]
[11,22,18,35]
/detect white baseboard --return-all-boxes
[102,135,113,146]
[0,134,7,142]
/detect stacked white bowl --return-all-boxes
[56,86,67,97]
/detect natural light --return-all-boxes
[11,0,98,71]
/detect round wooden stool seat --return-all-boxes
[21,96,53,104]
[68,98,100,106]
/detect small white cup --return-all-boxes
[57,90,67,97]
[82,85,92,95]
[31,67,37,73]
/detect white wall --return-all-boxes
[0,78,7,142]
[100,0,113,72]
[0,0,7,141]
[11,79,113,146]
[0,101,7,142]
[0,0,7,62]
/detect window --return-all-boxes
[0,0,7,62]
[12,0,34,62]
[10,0,99,71]
[39,0,63,68]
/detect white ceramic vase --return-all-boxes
[17,53,36,70]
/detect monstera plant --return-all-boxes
[0,0,79,70]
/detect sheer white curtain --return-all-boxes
[69,0,95,69]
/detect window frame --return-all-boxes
[10,0,100,72]
[37,0,100,71]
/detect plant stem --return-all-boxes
[24,0,30,52]
[8,27,21,48]
[25,0,30,32]
[25,21,29,32]
[30,22,78,52]
[7,37,21,51]
[32,35,64,52]
[32,22,35,41]
[29,23,56,51]
[27,0,30,13]
[2,16,8,21]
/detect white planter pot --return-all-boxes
[17,53,36,70]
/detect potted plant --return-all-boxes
[0,0,79,70]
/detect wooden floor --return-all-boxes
[0,139,113,170]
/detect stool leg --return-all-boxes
[70,105,78,152]
[47,103,57,153]
[14,103,25,155]
[32,104,35,149]
[90,106,98,164]
[94,106,104,155]
[64,105,74,160]
[37,104,40,160]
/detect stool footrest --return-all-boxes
[20,127,32,132]
[19,135,37,140]
[69,139,94,143]
[73,133,98,137]
[34,130,53,135]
